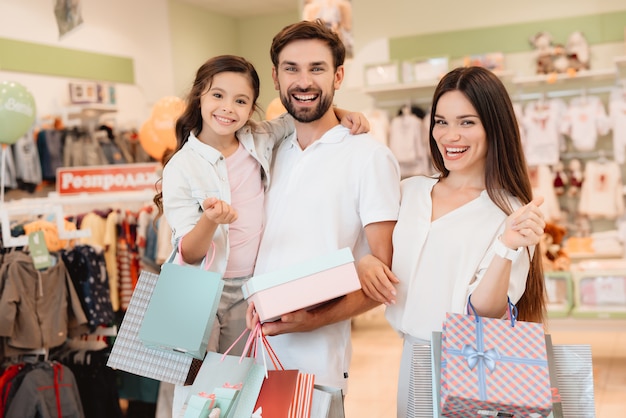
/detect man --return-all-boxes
[251,19,401,393]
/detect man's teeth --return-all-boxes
[294,94,316,101]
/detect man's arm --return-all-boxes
[259,221,397,336]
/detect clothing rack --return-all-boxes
[0,190,154,248]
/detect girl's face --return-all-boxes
[432,90,487,177]
[200,71,255,139]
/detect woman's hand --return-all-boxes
[501,196,546,249]
[356,254,399,305]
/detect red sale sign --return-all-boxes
[56,163,160,195]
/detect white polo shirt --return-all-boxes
[255,124,401,391]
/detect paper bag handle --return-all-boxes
[175,238,216,271]
[467,294,517,327]
[222,323,284,377]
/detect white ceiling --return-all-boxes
[176,0,299,18]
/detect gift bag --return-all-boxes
[186,351,265,418]
[254,369,300,417]
[107,270,202,385]
[550,343,595,417]
[237,324,314,418]
[139,242,224,359]
[440,297,552,417]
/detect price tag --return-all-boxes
[29,230,51,270]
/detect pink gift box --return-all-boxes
[440,312,553,417]
[242,248,361,322]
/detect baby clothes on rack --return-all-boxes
[560,95,610,151]
[522,98,567,166]
[578,159,624,219]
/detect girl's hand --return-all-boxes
[356,254,399,305]
[501,196,546,250]
[340,112,371,135]
[202,197,238,224]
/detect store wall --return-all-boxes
[1,1,625,127]
[167,1,298,113]
[353,0,626,46]
[0,0,175,128]
[167,0,626,111]
[335,0,626,110]
[167,0,238,98]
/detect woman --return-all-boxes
[359,66,547,416]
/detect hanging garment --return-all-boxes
[560,95,610,151]
[60,245,115,332]
[522,99,566,166]
[0,251,88,354]
[4,361,84,418]
[37,129,65,181]
[578,160,624,219]
[12,133,42,192]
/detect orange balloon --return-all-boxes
[265,97,286,120]
[139,119,173,160]
[150,96,184,155]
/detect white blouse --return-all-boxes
[385,176,531,341]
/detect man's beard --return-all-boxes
[280,89,334,123]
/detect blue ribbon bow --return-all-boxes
[461,344,501,372]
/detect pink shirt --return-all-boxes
[224,142,264,277]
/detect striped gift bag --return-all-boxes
[440,298,552,417]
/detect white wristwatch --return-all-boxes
[494,235,523,262]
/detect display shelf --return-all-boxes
[67,104,118,132]
[362,70,516,106]
[362,79,438,106]
[511,68,618,96]
[67,103,117,119]
[363,65,621,106]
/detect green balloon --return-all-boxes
[0,81,36,145]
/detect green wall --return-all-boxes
[389,10,626,62]
[167,1,298,110]
[168,0,239,97]
[0,37,134,83]
[237,12,300,114]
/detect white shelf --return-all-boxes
[364,65,622,105]
[67,103,118,120]
[362,79,438,105]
